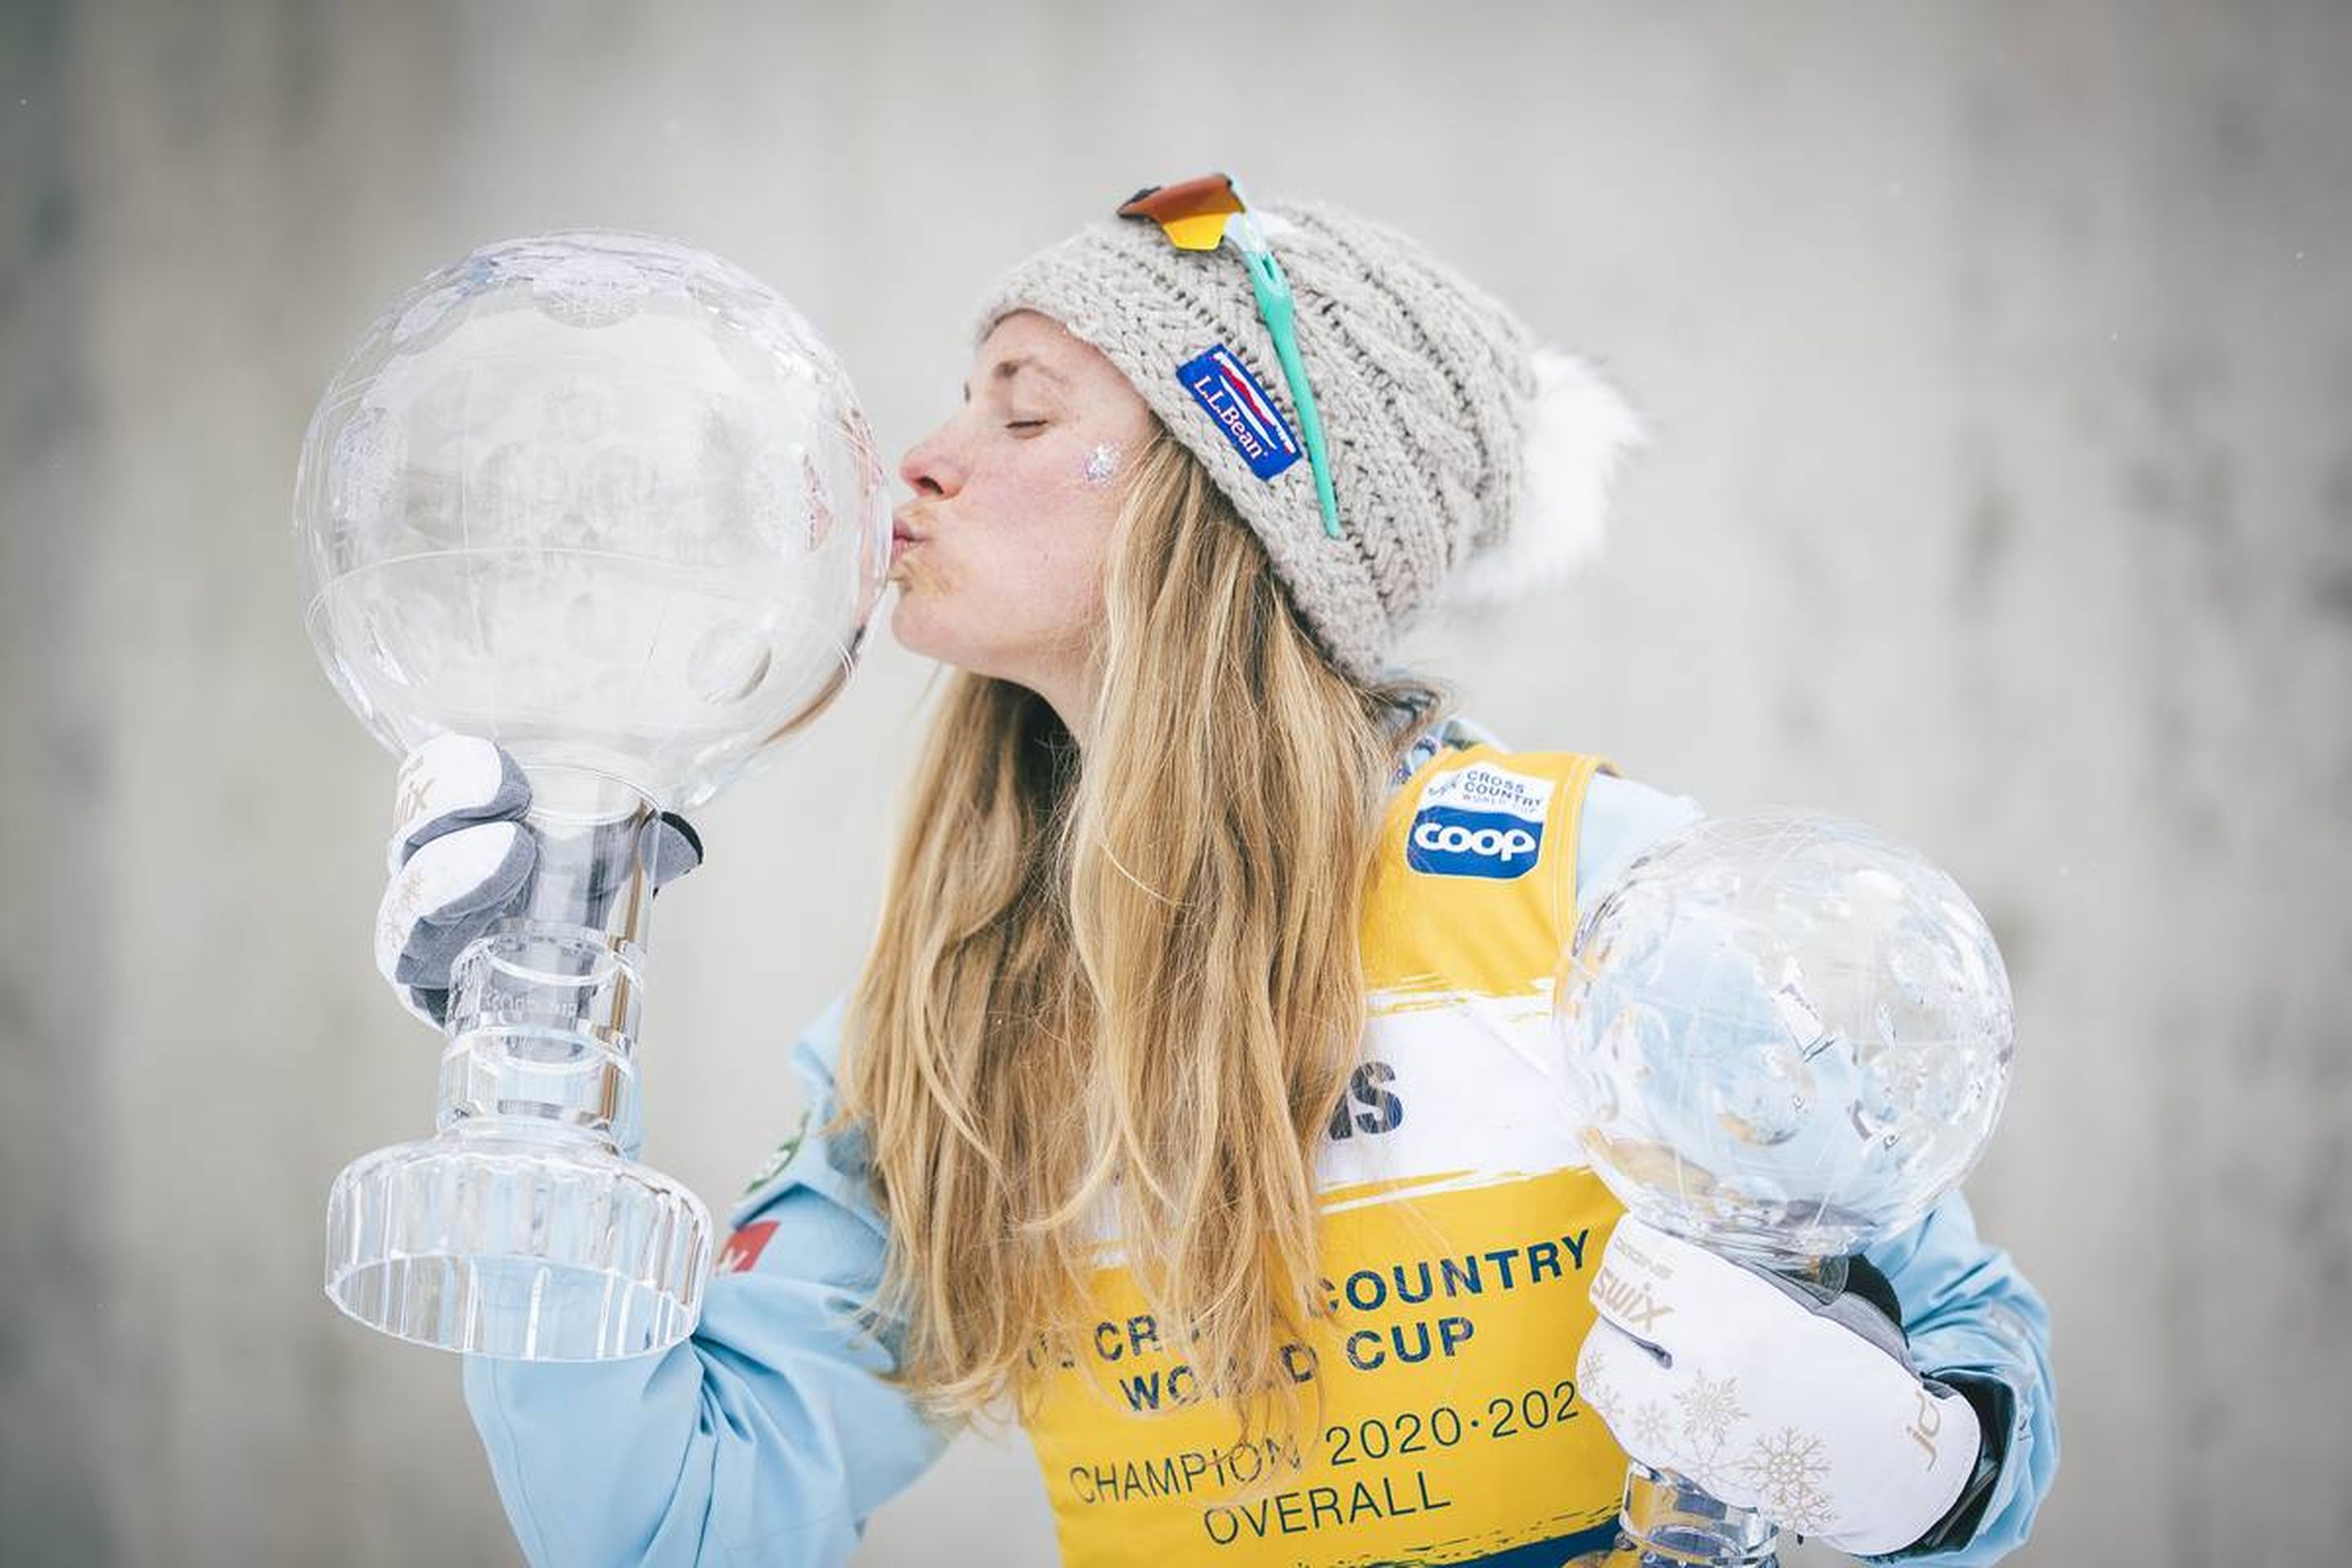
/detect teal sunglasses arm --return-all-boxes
[1238,247,1343,540]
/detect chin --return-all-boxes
[886,596,1038,688]
[887,591,978,672]
[884,590,944,660]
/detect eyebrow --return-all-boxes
[961,355,1068,402]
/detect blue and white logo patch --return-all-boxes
[1407,763,1555,880]
[1176,345,1301,482]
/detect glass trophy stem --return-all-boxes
[1617,1461,1780,1566]
[325,764,714,1361]
[438,765,660,1152]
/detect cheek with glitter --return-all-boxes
[1082,443,1121,487]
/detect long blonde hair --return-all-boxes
[838,430,1439,1454]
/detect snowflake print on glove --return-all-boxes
[1625,1400,1671,1454]
[1676,1371,1748,1454]
[1577,1337,1620,1414]
[1732,1427,1838,1537]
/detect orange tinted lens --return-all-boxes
[1116,173,1244,251]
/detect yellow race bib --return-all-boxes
[1024,748,1634,1566]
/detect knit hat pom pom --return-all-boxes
[1446,347,1646,604]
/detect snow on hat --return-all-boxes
[972,196,1645,684]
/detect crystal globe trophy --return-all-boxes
[1555,812,2014,1566]
[295,230,888,1360]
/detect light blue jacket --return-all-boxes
[463,772,2058,1566]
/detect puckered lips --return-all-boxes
[889,510,929,570]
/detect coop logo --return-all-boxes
[1410,810,1539,875]
[1406,763,1554,880]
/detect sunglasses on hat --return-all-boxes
[1117,174,1343,541]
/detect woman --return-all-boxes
[395,182,2056,1566]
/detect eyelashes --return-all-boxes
[1004,420,1047,433]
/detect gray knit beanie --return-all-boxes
[972,196,1644,684]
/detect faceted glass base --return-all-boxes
[326,1122,713,1361]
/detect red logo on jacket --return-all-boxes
[715,1220,779,1276]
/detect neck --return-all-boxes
[1022,661,1098,754]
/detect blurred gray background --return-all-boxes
[5,0,2348,1563]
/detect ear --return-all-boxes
[1446,347,1646,604]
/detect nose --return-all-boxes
[898,419,964,499]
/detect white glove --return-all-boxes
[1577,1217,1982,1557]
[373,735,702,1029]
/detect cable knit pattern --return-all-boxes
[971,198,1548,684]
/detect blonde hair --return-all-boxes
[837,430,1440,1465]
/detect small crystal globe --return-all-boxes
[1556,811,2014,1263]
[294,229,888,810]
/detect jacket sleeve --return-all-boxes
[1575,773,2059,1566]
[461,996,958,1566]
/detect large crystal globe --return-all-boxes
[293,230,883,1361]
[295,229,888,810]
[1556,811,2014,1263]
